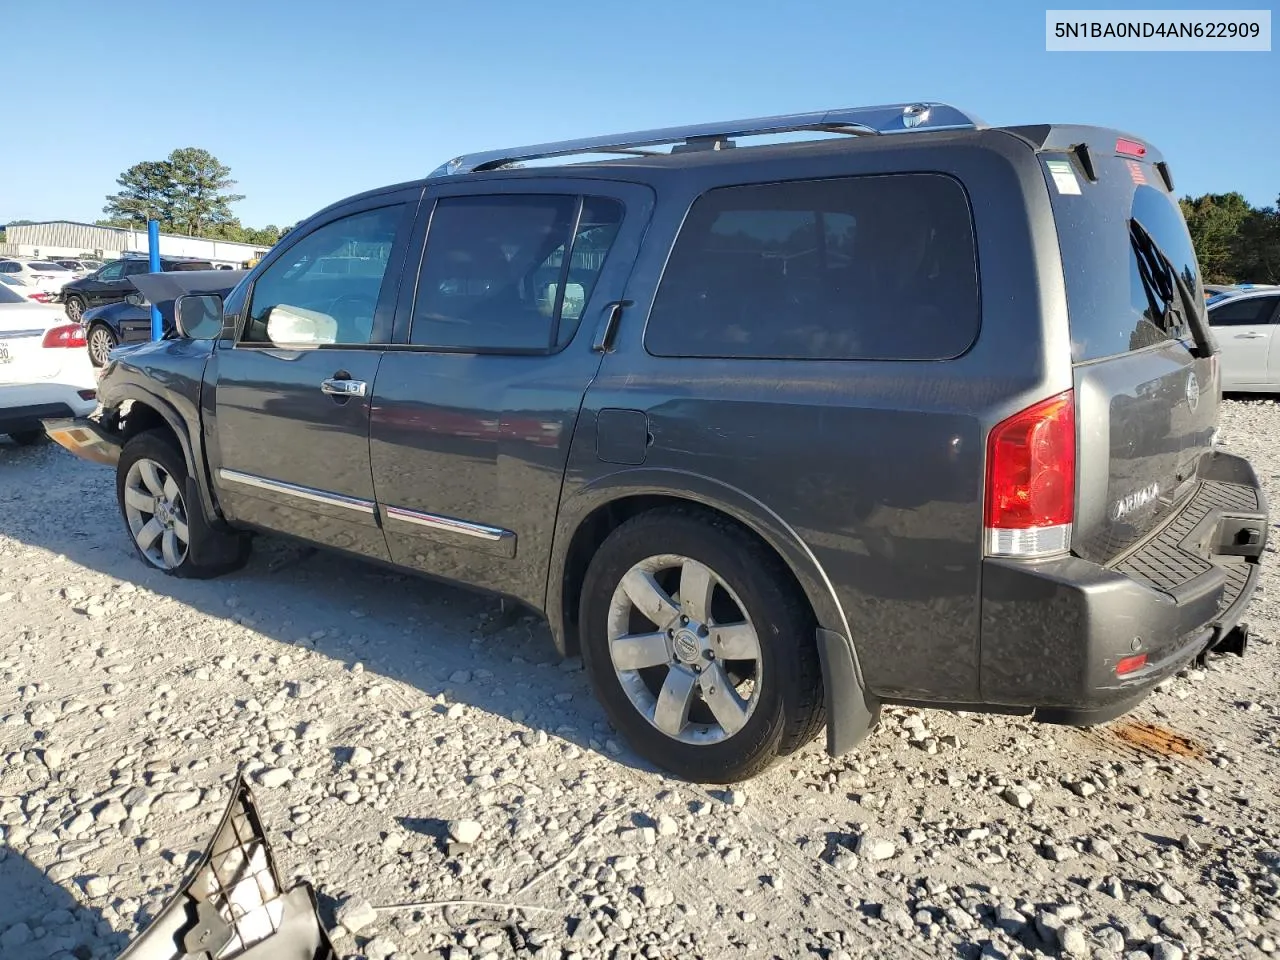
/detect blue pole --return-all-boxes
[148,220,162,340]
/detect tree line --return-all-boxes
[1180,193,1280,285]
[97,148,291,247]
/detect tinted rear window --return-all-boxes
[645,174,980,360]
[1046,158,1203,361]
[29,261,65,270]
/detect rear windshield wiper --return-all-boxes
[1130,219,1217,359]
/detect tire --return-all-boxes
[7,430,45,446]
[65,296,86,323]
[579,507,825,783]
[87,323,117,368]
[116,430,250,578]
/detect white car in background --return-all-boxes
[0,282,98,445]
[50,258,102,278]
[0,258,75,295]
[0,274,59,304]
[1208,288,1280,392]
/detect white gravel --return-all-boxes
[2,398,1280,959]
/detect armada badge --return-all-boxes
[1111,482,1161,522]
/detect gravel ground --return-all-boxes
[1,399,1279,960]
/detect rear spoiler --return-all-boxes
[998,123,1174,191]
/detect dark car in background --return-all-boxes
[81,270,247,366]
[60,255,214,322]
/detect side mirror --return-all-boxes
[174,294,225,340]
[125,292,147,308]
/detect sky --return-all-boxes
[2,0,1275,228]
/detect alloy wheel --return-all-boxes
[606,553,763,744]
[123,457,190,570]
[89,327,115,366]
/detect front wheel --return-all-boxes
[116,430,250,578]
[579,508,826,783]
[87,324,117,367]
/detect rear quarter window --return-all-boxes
[644,173,980,361]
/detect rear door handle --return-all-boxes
[592,300,633,353]
[321,378,368,397]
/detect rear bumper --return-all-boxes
[979,451,1267,723]
[1,382,98,435]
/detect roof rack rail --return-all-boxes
[429,101,982,177]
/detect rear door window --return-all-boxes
[644,174,980,360]
[410,195,624,352]
[1208,295,1280,326]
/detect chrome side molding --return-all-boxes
[218,469,377,517]
[384,504,511,543]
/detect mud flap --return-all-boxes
[119,777,335,959]
[184,477,248,566]
[815,627,881,755]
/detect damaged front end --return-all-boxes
[119,778,335,960]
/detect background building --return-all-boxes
[1,221,269,267]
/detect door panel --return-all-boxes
[208,190,422,560]
[87,261,129,307]
[370,180,653,607]
[1209,294,1280,388]
[212,349,388,556]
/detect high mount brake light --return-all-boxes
[984,391,1076,558]
[1116,137,1147,158]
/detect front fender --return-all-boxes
[547,467,879,755]
[98,340,224,528]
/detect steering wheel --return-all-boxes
[324,292,378,341]
[325,292,376,317]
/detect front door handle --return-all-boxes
[321,378,368,398]
[1234,332,1265,339]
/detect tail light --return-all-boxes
[984,391,1076,558]
[42,324,88,349]
[29,292,55,303]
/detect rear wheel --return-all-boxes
[65,296,86,323]
[116,430,250,578]
[579,508,825,783]
[87,324,117,367]
[7,430,45,446]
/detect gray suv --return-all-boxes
[45,102,1268,783]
